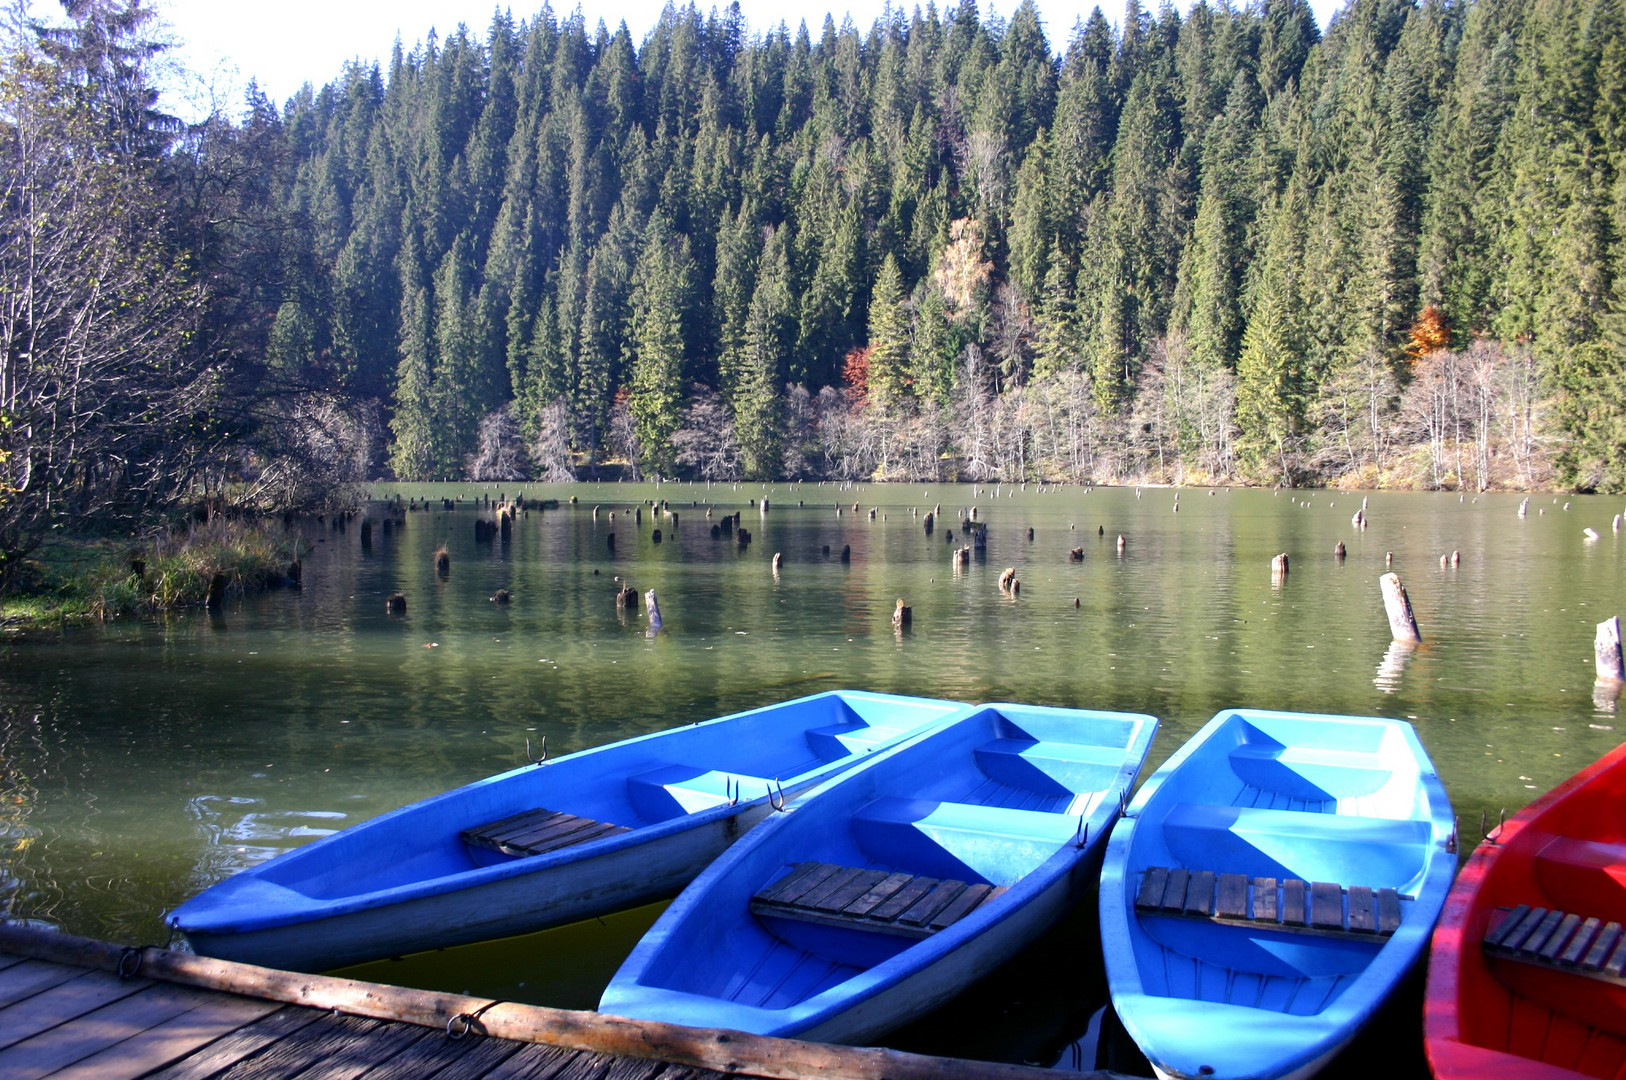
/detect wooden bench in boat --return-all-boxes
[1134,866,1402,939]
[750,861,1008,939]
[460,808,631,858]
[1484,904,1626,982]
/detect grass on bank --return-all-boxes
[0,518,303,629]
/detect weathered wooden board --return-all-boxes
[44,993,281,1080]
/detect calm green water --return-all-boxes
[1,483,1622,1070]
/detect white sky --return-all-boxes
[31,0,1348,117]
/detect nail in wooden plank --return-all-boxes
[1346,886,1376,933]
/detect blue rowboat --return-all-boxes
[599,702,1158,1043]
[170,690,967,971]
[1099,709,1455,1080]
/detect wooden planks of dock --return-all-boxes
[0,923,1120,1080]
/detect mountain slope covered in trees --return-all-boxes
[250,0,1624,490]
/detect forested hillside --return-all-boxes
[4,0,1626,562]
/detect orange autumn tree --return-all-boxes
[842,346,872,407]
[1405,305,1452,364]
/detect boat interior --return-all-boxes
[1129,713,1439,1014]
[636,705,1146,1010]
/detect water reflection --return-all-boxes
[1375,641,1418,693]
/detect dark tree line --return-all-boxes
[3,0,1626,582]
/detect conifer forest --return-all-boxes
[3,0,1626,571]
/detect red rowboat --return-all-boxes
[1426,741,1626,1078]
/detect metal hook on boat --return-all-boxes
[526,736,547,766]
[768,779,787,812]
[1075,819,1089,849]
[728,777,740,807]
[165,917,181,950]
[1446,816,1458,855]
[1481,808,1504,843]
[117,946,144,980]
[1118,789,1130,818]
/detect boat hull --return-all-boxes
[601,702,1159,1043]
[1425,740,1626,1080]
[1101,709,1455,1080]
[171,690,968,971]
[181,804,766,971]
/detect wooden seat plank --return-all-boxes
[1136,867,1170,912]
[460,808,630,858]
[1310,882,1344,931]
[930,883,994,931]
[1540,913,1584,963]
[842,872,916,917]
[1484,903,1532,949]
[762,863,840,906]
[1501,906,1551,953]
[1134,867,1400,939]
[750,863,997,939]
[1376,888,1402,935]
[1282,879,1307,926]
[1560,917,1602,966]
[1253,877,1279,923]
[1347,886,1376,934]
[1184,871,1217,917]
[815,869,892,914]
[1521,909,1568,958]
[1482,905,1626,988]
[899,881,968,927]
[1581,922,1622,971]
[1160,869,1190,912]
[796,867,869,911]
[522,820,629,856]
[1215,874,1248,920]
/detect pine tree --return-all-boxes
[628,216,694,476]
[866,253,911,409]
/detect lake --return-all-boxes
[1,482,1621,1072]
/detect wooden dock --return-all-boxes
[0,923,1115,1079]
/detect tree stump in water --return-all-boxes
[840,544,851,563]
[1380,572,1422,643]
[434,548,450,577]
[1334,541,1346,559]
[998,567,1018,593]
[952,546,971,568]
[490,589,511,605]
[616,586,637,611]
[1596,617,1625,683]
[1271,553,1289,581]
[772,552,783,572]
[205,573,228,610]
[653,529,662,544]
[893,599,912,629]
[1068,548,1084,561]
[386,593,407,615]
[924,512,934,535]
